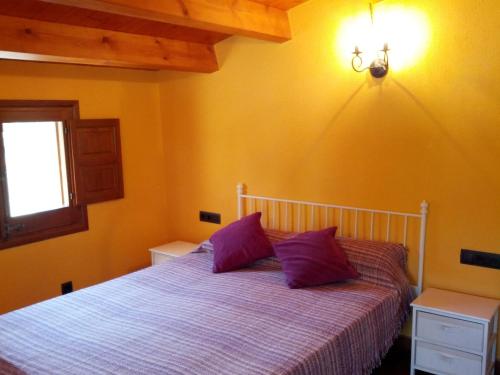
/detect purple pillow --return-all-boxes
[210,212,273,273]
[274,227,359,288]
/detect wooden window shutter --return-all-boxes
[69,119,124,205]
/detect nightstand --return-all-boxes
[411,288,499,375]
[149,241,198,265]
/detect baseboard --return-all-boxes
[394,335,500,373]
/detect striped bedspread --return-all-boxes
[0,252,410,375]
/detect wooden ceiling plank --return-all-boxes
[0,0,230,44]
[39,0,292,42]
[0,15,218,72]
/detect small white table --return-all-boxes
[149,241,198,266]
[411,288,499,375]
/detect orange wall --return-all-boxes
[0,61,169,313]
[158,0,500,355]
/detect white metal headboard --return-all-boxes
[236,183,429,295]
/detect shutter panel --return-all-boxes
[70,119,124,205]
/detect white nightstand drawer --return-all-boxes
[415,341,482,375]
[416,311,484,352]
[152,252,175,265]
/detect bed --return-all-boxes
[0,185,428,375]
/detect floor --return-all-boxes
[372,339,411,375]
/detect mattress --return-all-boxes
[0,251,410,375]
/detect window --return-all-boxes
[3,121,69,217]
[0,101,123,249]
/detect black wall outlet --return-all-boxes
[460,249,500,270]
[61,281,73,295]
[199,211,221,224]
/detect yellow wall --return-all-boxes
[158,0,500,355]
[0,61,169,313]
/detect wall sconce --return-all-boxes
[351,1,390,78]
[352,43,389,78]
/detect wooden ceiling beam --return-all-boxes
[0,0,230,45]
[250,0,309,11]
[0,15,218,72]
[39,0,292,42]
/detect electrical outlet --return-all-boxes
[199,211,221,224]
[61,281,73,295]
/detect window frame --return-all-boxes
[0,100,88,249]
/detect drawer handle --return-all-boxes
[440,323,456,331]
[439,353,458,362]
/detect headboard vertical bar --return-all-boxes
[403,216,408,247]
[297,204,301,232]
[272,201,276,229]
[260,200,264,225]
[311,206,315,230]
[370,212,375,240]
[264,200,268,227]
[354,210,359,239]
[285,203,289,231]
[325,207,329,228]
[386,213,391,241]
[252,198,255,213]
[237,183,244,219]
[417,201,429,295]
[339,208,344,236]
